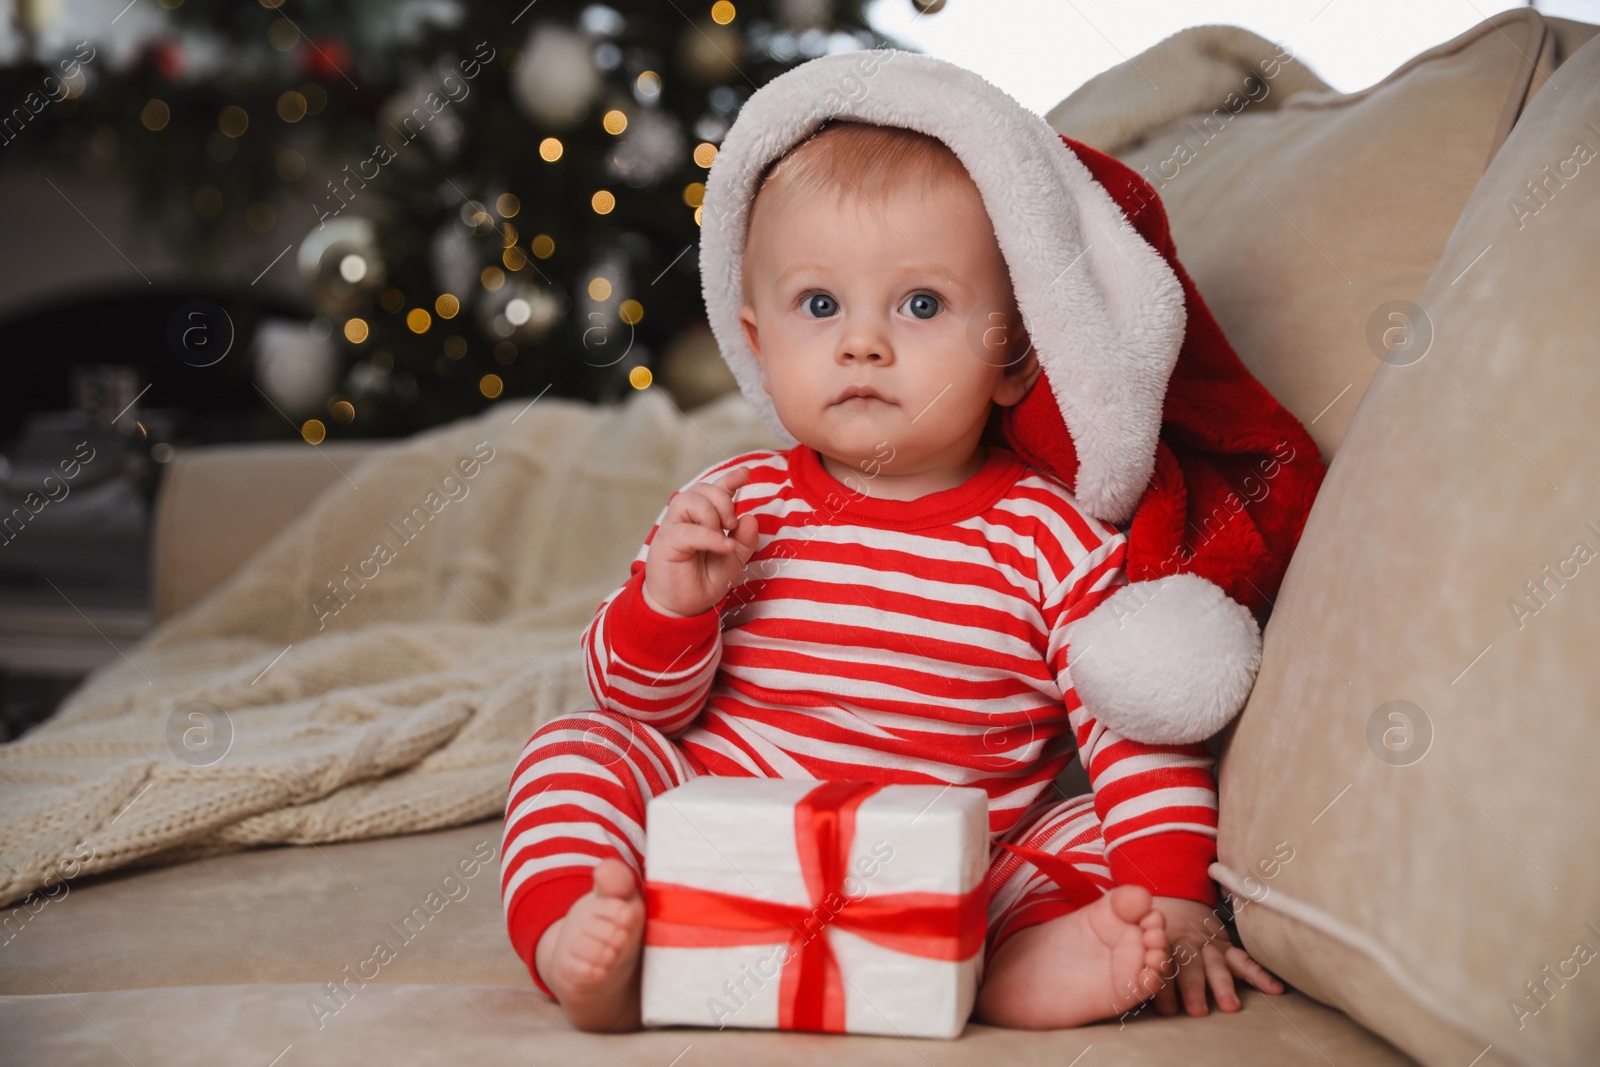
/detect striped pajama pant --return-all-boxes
[500,708,1116,999]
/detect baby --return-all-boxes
[501,119,1283,1032]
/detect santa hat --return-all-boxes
[698,50,1326,745]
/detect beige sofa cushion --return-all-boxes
[153,441,381,623]
[0,820,1419,1064]
[1110,8,1574,463]
[1214,26,1600,1067]
[0,820,526,995]
[0,980,1416,1066]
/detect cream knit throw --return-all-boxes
[0,389,780,908]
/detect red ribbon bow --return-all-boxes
[644,780,988,1032]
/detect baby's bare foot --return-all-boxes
[975,885,1169,1029]
[534,858,646,1031]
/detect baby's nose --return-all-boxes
[837,339,891,363]
[835,315,894,364]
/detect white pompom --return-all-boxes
[1066,574,1262,745]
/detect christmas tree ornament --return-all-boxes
[252,318,339,416]
[678,22,742,83]
[659,319,738,410]
[594,41,623,73]
[380,62,466,159]
[578,3,626,36]
[607,108,686,188]
[297,217,385,314]
[778,0,834,32]
[430,223,479,299]
[346,358,392,398]
[300,36,353,82]
[14,0,61,36]
[131,38,186,81]
[512,24,602,128]
[172,30,230,84]
[478,281,564,343]
[457,195,498,235]
[694,113,729,143]
[56,60,88,99]
[912,0,948,14]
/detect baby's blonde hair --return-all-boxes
[740,120,980,304]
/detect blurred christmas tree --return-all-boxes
[9,0,914,440]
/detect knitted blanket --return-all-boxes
[0,389,780,908]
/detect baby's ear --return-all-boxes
[994,326,1040,407]
[738,304,763,365]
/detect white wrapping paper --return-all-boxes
[640,778,989,1038]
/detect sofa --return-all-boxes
[4,10,1597,1065]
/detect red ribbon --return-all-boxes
[993,841,1106,910]
[644,780,987,1033]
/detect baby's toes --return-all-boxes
[563,947,609,985]
[588,898,627,930]
[573,955,607,983]
[594,893,646,930]
[1129,945,1168,999]
[590,922,634,958]
[1106,884,1154,925]
[576,927,624,966]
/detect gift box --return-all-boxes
[640,777,990,1039]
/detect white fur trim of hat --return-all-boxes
[697,49,1259,744]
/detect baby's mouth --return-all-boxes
[831,387,895,406]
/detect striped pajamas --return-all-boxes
[502,443,1220,998]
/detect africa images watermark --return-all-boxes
[0,40,96,150]
[313,40,496,228]
[311,441,496,630]
[703,837,896,1029]
[0,440,98,549]
[0,841,98,949]
[1507,917,1600,1031]
[1506,132,1596,231]
[1505,515,1600,632]
[1080,438,1299,635]
[308,838,498,1029]
[1125,40,1300,209]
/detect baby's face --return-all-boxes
[737,173,1034,476]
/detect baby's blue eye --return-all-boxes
[904,292,940,320]
[803,293,838,317]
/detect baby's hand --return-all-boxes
[642,466,761,618]
[1150,895,1286,1015]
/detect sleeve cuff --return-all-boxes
[602,569,721,675]
[506,873,596,999]
[1108,830,1219,907]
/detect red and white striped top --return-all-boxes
[580,442,1219,903]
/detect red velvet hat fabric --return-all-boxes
[990,135,1327,619]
